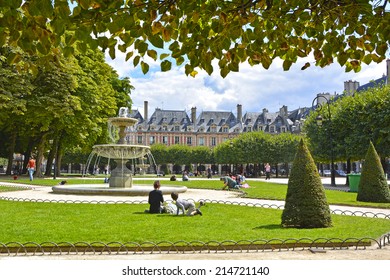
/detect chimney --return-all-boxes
[280,105,288,117]
[344,80,359,96]
[144,101,148,121]
[191,107,197,124]
[237,104,242,123]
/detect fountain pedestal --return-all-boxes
[109,159,132,188]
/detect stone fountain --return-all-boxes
[52,108,187,196]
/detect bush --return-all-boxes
[357,141,390,203]
[281,139,332,228]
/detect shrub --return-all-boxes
[357,141,390,203]
[281,139,332,228]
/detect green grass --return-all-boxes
[2,177,390,208]
[0,200,388,244]
[0,186,27,192]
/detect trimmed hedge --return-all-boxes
[357,141,390,203]
[282,139,332,228]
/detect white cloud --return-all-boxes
[106,52,389,117]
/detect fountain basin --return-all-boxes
[92,144,151,159]
[52,184,187,196]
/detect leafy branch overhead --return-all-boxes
[1,0,389,77]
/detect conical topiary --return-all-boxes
[357,141,390,203]
[281,139,332,228]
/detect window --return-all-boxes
[162,126,168,131]
[258,125,263,131]
[211,137,216,146]
[211,126,217,133]
[281,126,286,133]
[174,136,180,144]
[270,126,275,133]
[187,137,192,145]
[223,127,228,133]
[199,137,205,146]
[137,136,143,144]
[162,136,168,144]
[247,126,252,132]
[149,136,155,144]
[174,125,180,131]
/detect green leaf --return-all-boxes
[109,46,116,59]
[160,53,170,60]
[149,35,164,49]
[133,55,140,67]
[282,60,292,70]
[137,41,148,54]
[376,44,387,56]
[301,62,310,70]
[220,67,230,78]
[125,51,134,61]
[161,60,172,72]
[147,49,157,60]
[176,56,184,66]
[141,61,149,74]
[337,52,348,66]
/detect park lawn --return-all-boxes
[0,200,389,245]
[1,177,390,209]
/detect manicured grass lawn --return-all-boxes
[0,200,389,244]
[1,177,390,209]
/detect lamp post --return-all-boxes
[311,95,336,187]
[49,139,56,180]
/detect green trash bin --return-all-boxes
[348,174,361,192]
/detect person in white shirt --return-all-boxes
[171,192,203,216]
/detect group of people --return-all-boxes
[147,180,204,216]
[220,173,247,190]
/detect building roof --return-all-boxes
[357,76,387,92]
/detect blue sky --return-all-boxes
[106,52,389,117]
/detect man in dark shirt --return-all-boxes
[148,180,164,213]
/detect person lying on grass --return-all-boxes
[220,176,240,190]
[170,192,204,216]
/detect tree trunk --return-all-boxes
[6,130,16,175]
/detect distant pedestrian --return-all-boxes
[265,163,271,180]
[26,157,36,181]
[207,167,212,179]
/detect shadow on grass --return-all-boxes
[253,224,282,230]
[132,212,183,217]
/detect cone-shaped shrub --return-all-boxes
[357,141,390,203]
[281,139,332,228]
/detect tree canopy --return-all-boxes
[1,0,389,77]
[305,85,390,163]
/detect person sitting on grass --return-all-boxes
[170,192,203,216]
[220,176,240,190]
[147,180,164,214]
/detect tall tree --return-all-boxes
[1,1,388,76]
